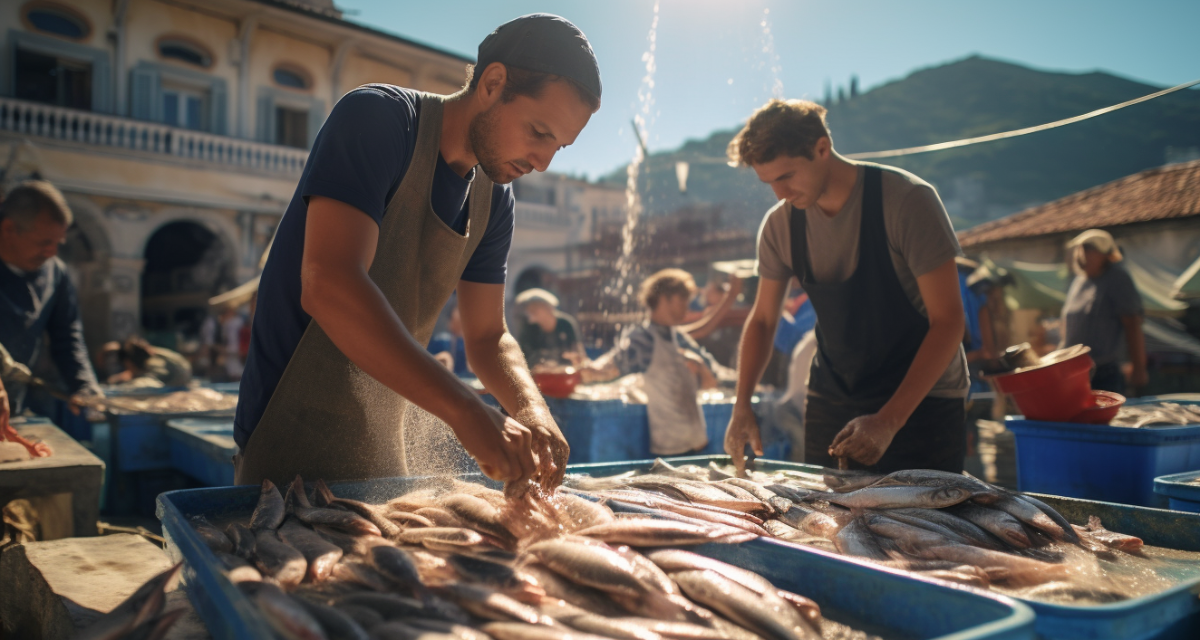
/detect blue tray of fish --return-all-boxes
[573,455,1200,640]
[164,418,236,487]
[157,462,1036,640]
[1153,470,1200,513]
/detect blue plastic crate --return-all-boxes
[575,456,1200,640]
[1154,470,1200,513]
[1005,417,1200,507]
[157,462,1036,640]
[165,419,236,487]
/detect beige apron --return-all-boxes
[644,325,708,455]
[235,93,492,487]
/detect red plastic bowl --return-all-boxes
[991,348,1095,422]
[1069,390,1126,424]
[533,368,581,398]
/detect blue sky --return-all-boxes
[340,0,1200,180]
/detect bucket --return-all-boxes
[990,347,1095,422]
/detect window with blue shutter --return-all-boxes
[128,62,227,135]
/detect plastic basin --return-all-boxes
[532,369,581,398]
[157,459,1036,640]
[1154,470,1200,513]
[990,350,1095,422]
[164,418,236,486]
[1070,390,1126,424]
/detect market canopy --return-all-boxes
[1172,254,1200,301]
[981,254,1188,317]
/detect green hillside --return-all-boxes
[609,56,1200,232]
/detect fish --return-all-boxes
[74,563,182,640]
[1014,494,1081,543]
[215,552,265,584]
[327,497,403,539]
[646,549,820,625]
[610,502,770,538]
[254,528,308,588]
[624,480,766,513]
[916,569,991,588]
[447,554,522,590]
[289,476,381,537]
[869,470,1004,504]
[822,470,884,493]
[296,597,371,640]
[862,513,963,553]
[331,560,393,593]
[399,618,496,640]
[226,522,258,559]
[881,508,1005,550]
[189,515,233,553]
[714,478,784,513]
[396,527,486,550]
[574,518,757,546]
[330,604,383,633]
[384,509,437,529]
[481,622,616,640]
[776,505,842,539]
[946,503,1033,549]
[833,518,890,560]
[1076,516,1143,552]
[439,494,518,544]
[612,546,679,596]
[672,569,819,640]
[602,490,765,525]
[518,563,628,617]
[311,479,337,508]
[250,479,286,531]
[413,507,467,528]
[538,601,664,640]
[918,544,1069,587]
[369,545,427,597]
[435,582,551,625]
[523,538,694,622]
[331,592,428,619]
[240,581,328,640]
[810,485,972,510]
[989,494,1077,543]
[547,491,616,530]
[313,525,388,557]
[279,518,344,583]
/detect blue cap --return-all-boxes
[477,14,602,101]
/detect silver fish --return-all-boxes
[812,485,972,510]
[672,569,819,640]
[250,479,286,531]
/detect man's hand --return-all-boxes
[724,405,763,476]
[829,412,902,467]
[451,404,537,485]
[514,405,570,491]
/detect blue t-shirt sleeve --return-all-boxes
[609,326,655,377]
[300,86,415,225]
[460,183,515,284]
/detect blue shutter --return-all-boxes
[306,99,325,149]
[129,66,161,121]
[210,79,228,135]
[256,93,274,143]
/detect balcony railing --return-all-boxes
[0,97,307,176]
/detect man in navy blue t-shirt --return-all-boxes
[235,14,601,490]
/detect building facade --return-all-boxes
[0,0,470,352]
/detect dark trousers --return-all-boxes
[1091,362,1126,396]
[805,394,967,473]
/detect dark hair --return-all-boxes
[122,336,154,370]
[639,268,696,311]
[463,62,600,112]
[727,99,831,166]
[0,180,73,229]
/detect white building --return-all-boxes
[0,0,469,351]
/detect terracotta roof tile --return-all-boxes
[958,160,1200,248]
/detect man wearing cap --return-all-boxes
[1060,229,1146,395]
[234,14,602,490]
[515,288,584,367]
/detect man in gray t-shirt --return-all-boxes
[722,98,969,475]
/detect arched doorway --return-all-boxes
[141,221,235,348]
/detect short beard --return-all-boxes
[467,104,513,184]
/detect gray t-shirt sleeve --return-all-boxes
[755,202,793,281]
[888,183,962,279]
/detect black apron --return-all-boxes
[792,166,965,473]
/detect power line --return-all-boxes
[846,77,1200,160]
[669,77,1199,166]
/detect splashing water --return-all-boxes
[760,6,784,98]
[604,0,660,332]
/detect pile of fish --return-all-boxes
[565,460,1148,602]
[184,475,873,640]
[1109,402,1200,428]
[105,388,237,414]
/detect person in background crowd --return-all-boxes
[1060,229,1146,395]
[516,288,585,367]
[583,269,726,456]
[681,274,743,341]
[0,180,101,421]
[200,303,246,382]
[101,336,192,388]
[430,305,471,377]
